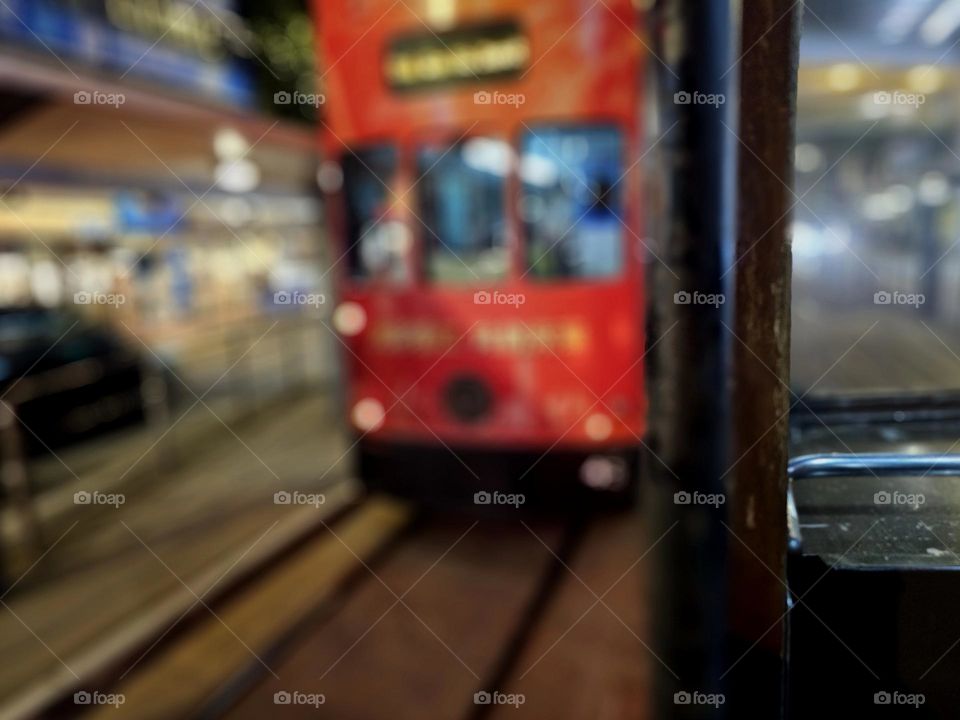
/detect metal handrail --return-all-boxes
[787,453,960,553]
[789,453,960,480]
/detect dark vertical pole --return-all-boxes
[646,0,798,717]
[727,0,798,717]
[645,0,737,716]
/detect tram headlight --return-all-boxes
[351,398,385,432]
[333,302,367,337]
[584,412,613,441]
[580,455,628,490]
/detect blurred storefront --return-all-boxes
[0,1,335,577]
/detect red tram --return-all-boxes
[313,0,649,500]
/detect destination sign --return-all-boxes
[384,20,529,92]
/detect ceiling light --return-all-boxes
[920,0,960,45]
[794,143,824,173]
[214,158,261,193]
[213,128,250,160]
[826,63,862,92]
[879,0,937,43]
[919,172,951,206]
[906,65,944,94]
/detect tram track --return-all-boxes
[210,506,589,720]
[54,487,592,720]
[192,506,427,720]
[464,515,587,720]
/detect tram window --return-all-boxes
[416,137,509,283]
[341,146,410,282]
[520,126,624,280]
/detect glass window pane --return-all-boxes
[341,146,410,282]
[791,1,960,575]
[416,137,509,283]
[520,126,624,280]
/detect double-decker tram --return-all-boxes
[314,0,648,502]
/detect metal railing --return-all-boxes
[787,452,960,552]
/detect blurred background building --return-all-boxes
[0,0,333,506]
[794,0,960,394]
[0,4,346,712]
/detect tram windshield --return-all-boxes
[417,137,510,283]
[521,125,625,280]
[342,145,411,282]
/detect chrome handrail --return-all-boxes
[789,453,960,480]
[787,453,960,553]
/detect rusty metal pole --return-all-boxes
[726,0,799,716]
[646,0,798,717]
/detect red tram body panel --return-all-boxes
[313,0,647,486]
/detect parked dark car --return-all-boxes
[0,306,145,456]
